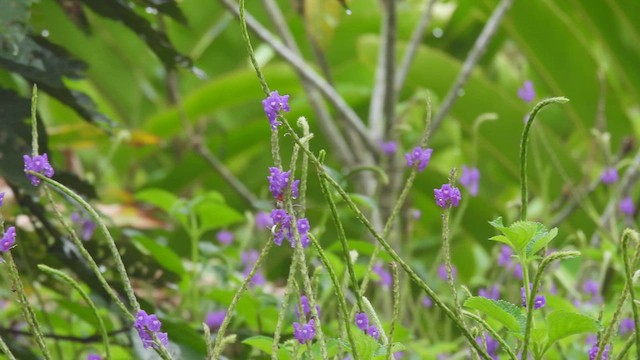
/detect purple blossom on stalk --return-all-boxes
[271,209,292,246]
[267,167,292,201]
[518,80,536,103]
[87,354,101,360]
[620,196,635,216]
[479,286,500,300]
[70,213,97,241]
[405,147,433,172]
[497,245,513,267]
[355,312,369,331]
[619,318,635,336]
[586,334,598,346]
[460,165,480,196]
[588,343,610,360]
[23,154,55,186]
[205,310,226,330]
[373,263,392,288]
[520,284,546,309]
[600,167,618,185]
[366,325,380,340]
[296,218,311,248]
[421,295,433,308]
[476,333,499,360]
[0,227,16,253]
[255,211,273,229]
[437,264,456,281]
[583,279,600,299]
[433,184,462,209]
[262,91,290,129]
[134,310,169,350]
[293,319,315,344]
[216,230,234,245]
[379,140,398,155]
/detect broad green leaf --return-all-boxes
[132,235,184,275]
[194,201,244,234]
[488,217,556,256]
[547,311,600,344]
[135,188,179,214]
[527,226,558,256]
[464,296,525,333]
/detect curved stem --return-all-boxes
[519,97,569,220]
[38,265,111,360]
[620,229,640,359]
[463,311,518,360]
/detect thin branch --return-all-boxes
[395,0,437,95]
[369,0,397,141]
[218,0,379,154]
[430,0,514,134]
[260,0,357,167]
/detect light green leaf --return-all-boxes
[527,226,558,256]
[547,311,600,344]
[374,342,406,357]
[464,296,525,333]
[132,235,185,275]
[135,188,179,214]
[488,217,556,256]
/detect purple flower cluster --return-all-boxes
[405,147,433,172]
[23,153,55,186]
[70,213,97,241]
[588,343,610,360]
[478,285,500,300]
[293,295,318,344]
[355,312,380,340]
[373,263,392,288]
[497,245,523,279]
[434,184,462,209]
[241,250,266,287]
[421,295,433,308]
[475,333,499,360]
[620,196,635,216]
[582,279,602,304]
[134,310,169,350]
[295,295,320,320]
[619,318,635,336]
[600,167,618,185]
[262,91,290,130]
[216,230,234,245]
[379,140,398,155]
[460,165,480,196]
[87,354,101,360]
[270,209,310,248]
[0,227,16,253]
[518,81,535,103]
[438,264,456,281]
[520,284,546,310]
[255,211,273,229]
[267,167,299,201]
[205,310,226,330]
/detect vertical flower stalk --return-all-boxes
[386,262,400,360]
[620,229,640,359]
[519,97,569,220]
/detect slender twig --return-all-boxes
[620,229,640,359]
[203,323,214,360]
[395,0,437,94]
[218,0,378,153]
[386,263,400,360]
[463,311,518,360]
[430,0,514,133]
[369,0,397,140]
[0,334,17,360]
[614,332,636,360]
[38,265,111,360]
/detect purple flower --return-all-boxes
[498,245,513,267]
[513,264,523,279]
[620,196,635,216]
[600,167,618,185]
[438,264,456,281]
[293,319,315,344]
[588,343,610,360]
[366,325,380,340]
[476,333,499,360]
[87,355,101,360]
[255,211,273,229]
[205,310,226,330]
[0,227,16,253]
[518,81,535,103]
[586,334,598,346]
[262,91,290,129]
[460,166,480,197]
[355,312,369,331]
[373,263,392,288]
[479,286,500,300]
[216,230,234,245]
[241,250,259,265]
[405,147,433,172]
[271,209,292,246]
[422,295,433,308]
[583,279,599,299]
[521,284,546,309]
[134,310,169,350]
[268,167,292,201]
[70,213,97,241]
[23,153,55,186]
[393,352,405,359]
[620,318,635,336]
[296,218,311,248]
[0,192,4,206]
[380,141,398,155]
[291,180,300,199]
[434,184,462,209]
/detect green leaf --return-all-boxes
[192,194,244,233]
[527,226,558,256]
[488,217,557,256]
[547,311,600,344]
[132,235,184,275]
[464,296,525,333]
[243,336,292,360]
[135,188,179,213]
[374,342,406,357]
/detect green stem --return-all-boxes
[521,251,580,359]
[385,263,400,360]
[463,311,517,360]
[520,97,569,220]
[5,252,51,359]
[613,331,636,360]
[212,238,273,358]
[621,229,640,359]
[309,234,359,360]
[31,84,38,156]
[0,334,17,360]
[272,253,299,359]
[29,172,139,311]
[203,323,214,360]
[38,265,111,360]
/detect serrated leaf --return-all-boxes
[547,311,600,344]
[464,296,525,333]
[488,217,556,256]
[527,226,558,256]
